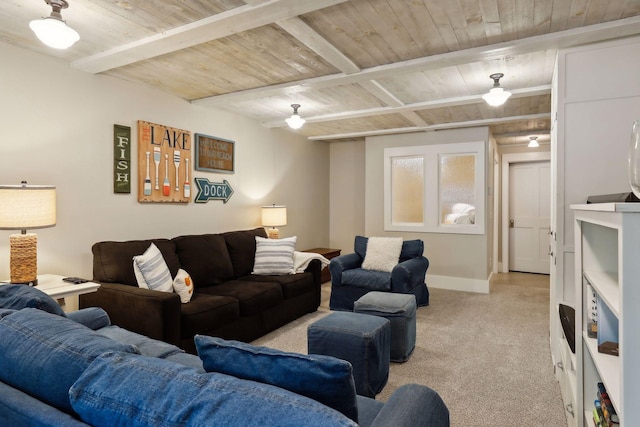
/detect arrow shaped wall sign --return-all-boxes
[194,178,234,203]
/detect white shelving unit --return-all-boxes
[572,203,640,426]
[549,36,640,426]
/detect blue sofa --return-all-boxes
[0,286,449,427]
[329,236,430,311]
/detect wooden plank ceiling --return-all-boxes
[3,0,640,146]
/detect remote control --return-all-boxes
[62,277,89,284]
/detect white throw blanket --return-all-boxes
[293,251,330,273]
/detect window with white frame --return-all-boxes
[384,141,485,234]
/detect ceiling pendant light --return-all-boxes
[528,136,539,148]
[285,104,306,129]
[29,0,80,50]
[482,73,512,107]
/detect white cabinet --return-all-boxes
[572,203,640,426]
[550,36,640,425]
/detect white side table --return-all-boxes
[30,274,100,299]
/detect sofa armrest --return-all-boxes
[329,253,363,287]
[390,257,429,293]
[369,384,449,427]
[304,258,323,307]
[79,283,181,346]
[0,381,89,427]
[66,307,111,330]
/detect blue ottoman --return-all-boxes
[354,292,417,363]
[307,312,390,398]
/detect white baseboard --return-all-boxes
[427,274,489,294]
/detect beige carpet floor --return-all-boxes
[252,273,567,426]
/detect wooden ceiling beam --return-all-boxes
[71,0,349,74]
[271,14,427,126]
[261,85,551,127]
[193,16,640,106]
[307,113,552,141]
[275,17,361,74]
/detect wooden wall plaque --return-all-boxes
[113,124,131,194]
[137,120,192,203]
[195,133,235,174]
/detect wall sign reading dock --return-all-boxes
[194,178,234,204]
[195,133,235,174]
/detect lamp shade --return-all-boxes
[29,17,79,49]
[261,205,287,227]
[482,87,512,106]
[0,184,57,230]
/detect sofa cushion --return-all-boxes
[354,236,424,262]
[70,351,357,427]
[179,293,239,339]
[399,239,424,261]
[243,272,315,300]
[342,268,391,291]
[92,239,180,286]
[0,308,138,414]
[133,243,174,292]
[362,237,403,273]
[252,236,297,275]
[199,280,282,316]
[172,234,234,286]
[173,269,194,303]
[0,284,66,316]
[195,335,358,422]
[223,227,268,278]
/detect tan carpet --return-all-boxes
[252,273,567,427]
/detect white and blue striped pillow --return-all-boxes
[133,243,174,292]
[252,236,297,275]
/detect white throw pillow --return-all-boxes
[252,236,297,275]
[173,269,194,303]
[361,237,403,273]
[132,243,174,292]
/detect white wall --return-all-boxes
[329,140,366,253]
[329,127,494,293]
[0,42,330,279]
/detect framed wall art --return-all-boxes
[113,124,131,194]
[195,133,235,174]
[137,120,192,204]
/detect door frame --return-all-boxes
[501,152,551,273]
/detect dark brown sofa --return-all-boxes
[79,227,321,353]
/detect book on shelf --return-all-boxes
[597,382,620,425]
[598,341,619,356]
[594,399,606,427]
[585,279,598,338]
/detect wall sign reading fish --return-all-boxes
[137,120,191,204]
[113,124,131,194]
[194,178,234,204]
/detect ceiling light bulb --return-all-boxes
[482,73,512,107]
[528,136,539,148]
[29,0,79,50]
[285,104,306,129]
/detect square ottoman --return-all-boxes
[354,292,416,363]
[307,311,390,398]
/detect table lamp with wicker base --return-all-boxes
[0,182,56,286]
[261,204,287,239]
[9,232,39,286]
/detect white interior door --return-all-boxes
[508,161,550,274]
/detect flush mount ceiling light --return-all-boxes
[482,73,512,107]
[285,104,306,129]
[29,0,80,50]
[528,136,540,148]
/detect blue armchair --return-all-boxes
[329,236,429,311]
